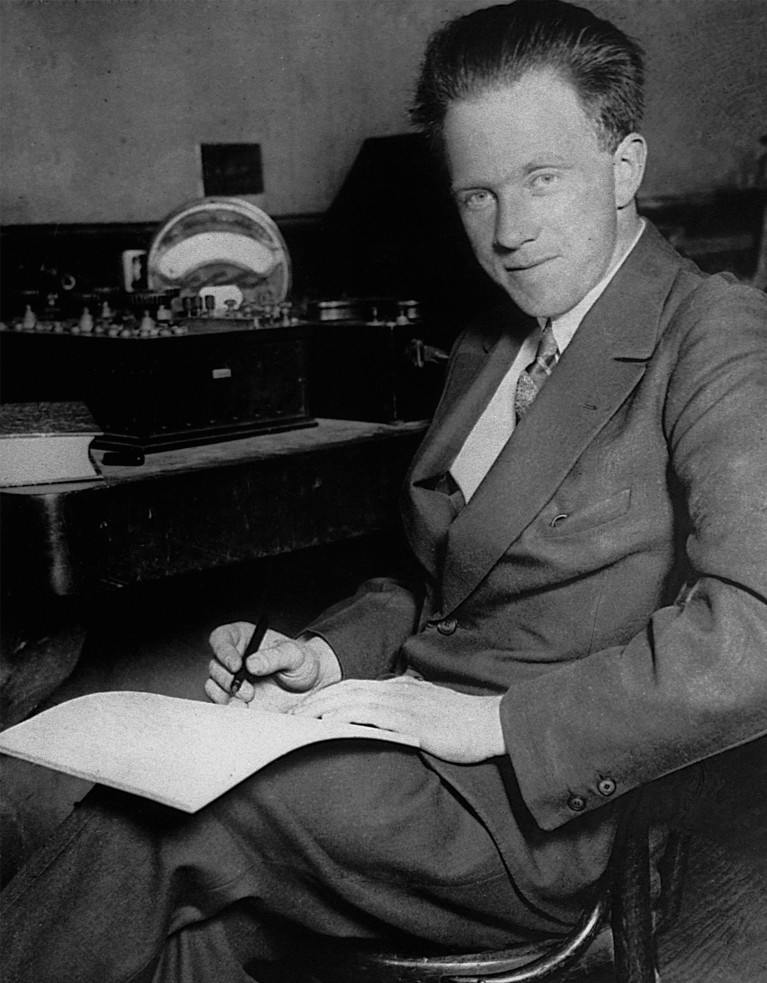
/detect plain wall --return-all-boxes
[1,0,765,225]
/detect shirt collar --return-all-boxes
[538,219,646,353]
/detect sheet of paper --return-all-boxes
[0,691,420,812]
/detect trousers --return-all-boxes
[0,741,566,983]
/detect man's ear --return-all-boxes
[613,133,647,209]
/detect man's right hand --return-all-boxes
[205,624,342,711]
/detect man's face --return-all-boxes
[444,70,624,319]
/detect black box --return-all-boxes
[306,318,447,424]
[0,323,314,454]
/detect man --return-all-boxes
[3,2,767,980]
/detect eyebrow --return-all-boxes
[523,157,574,173]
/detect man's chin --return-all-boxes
[495,280,582,320]
[497,287,555,320]
[487,271,552,318]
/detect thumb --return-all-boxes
[246,637,307,679]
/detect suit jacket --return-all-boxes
[308,222,767,923]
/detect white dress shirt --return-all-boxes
[450,221,646,502]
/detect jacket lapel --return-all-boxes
[439,223,684,614]
[403,311,528,579]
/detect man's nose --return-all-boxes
[494,195,538,251]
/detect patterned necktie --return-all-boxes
[514,318,559,421]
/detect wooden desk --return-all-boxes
[1,419,427,598]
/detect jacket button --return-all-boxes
[437,618,458,635]
[598,778,616,797]
[568,795,587,812]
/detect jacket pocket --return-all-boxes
[545,488,632,536]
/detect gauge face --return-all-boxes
[147,197,291,305]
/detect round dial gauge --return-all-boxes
[147,197,291,305]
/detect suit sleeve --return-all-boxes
[303,577,421,681]
[500,279,767,831]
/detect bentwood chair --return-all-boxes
[309,797,689,983]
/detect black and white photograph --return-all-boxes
[1,2,766,980]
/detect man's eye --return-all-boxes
[458,190,494,211]
[530,172,560,191]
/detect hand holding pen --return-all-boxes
[229,613,270,698]
[206,617,342,708]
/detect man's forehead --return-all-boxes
[443,71,604,173]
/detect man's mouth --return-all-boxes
[504,257,554,272]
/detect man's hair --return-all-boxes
[411,0,644,153]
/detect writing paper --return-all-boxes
[0,691,420,812]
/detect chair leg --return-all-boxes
[611,817,657,983]
[655,831,690,935]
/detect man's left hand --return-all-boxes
[291,675,505,763]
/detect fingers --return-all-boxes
[292,677,436,734]
[205,677,238,705]
[229,679,256,703]
[205,662,254,705]
[292,679,394,719]
[294,685,411,735]
[208,621,254,673]
[204,680,251,708]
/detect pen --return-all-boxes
[229,612,270,698]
